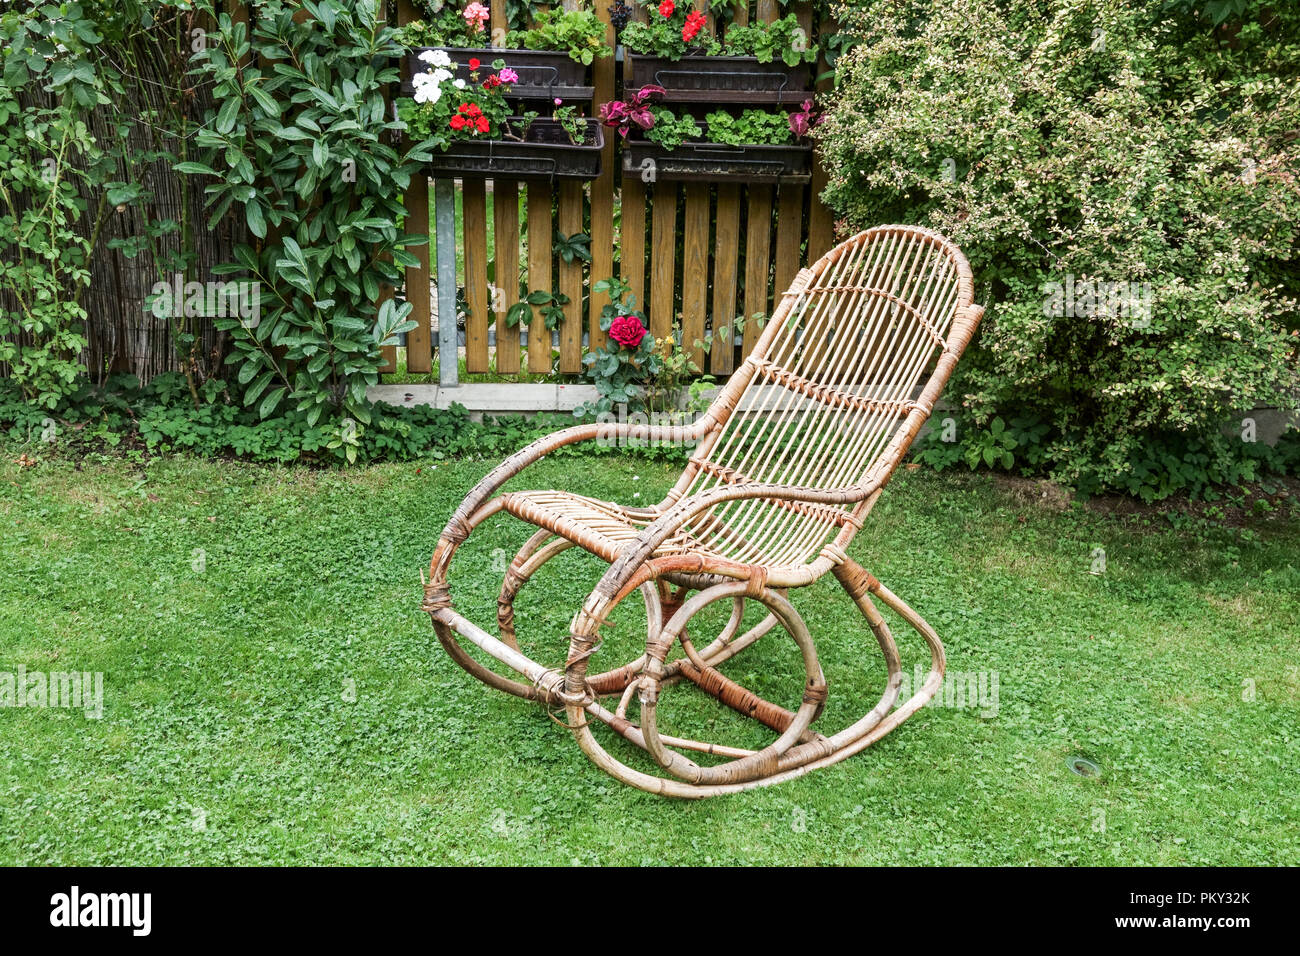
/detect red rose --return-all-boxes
[658,0,674,18]
[609,314,647,349]
[468,57,481,71]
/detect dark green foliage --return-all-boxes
[822,0,1300,499]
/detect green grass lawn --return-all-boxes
[1,451,1297,865]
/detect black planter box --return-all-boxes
[624,52,811,104]
[425,118,605,181]
[623,129,811,184]
[405,47,593,101]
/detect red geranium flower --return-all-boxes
[468,57,481,71]
[682,10,706,42]
[609,315,647,349]
[450,115,466,131]
[476,116,490,133]
[658,0,674,18]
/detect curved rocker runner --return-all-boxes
[424,225,985,797]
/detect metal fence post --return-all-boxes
[434,177,459,387]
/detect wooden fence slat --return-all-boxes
[681,182,710,369]
[649,183,678,341]
[620,178,647,318]
[710,183,740,374]
[490,0,507,47]
[743,185,773,354]
[587,3,616,352]
[404,175,433,373]
[463,178,490,372]
[697,0,714,34]
[806,11,836,262]
[557,180,584,373]
[493,181,520,373]
[773,185,804,298]
[526,183,553,374]
[795,2,813,33]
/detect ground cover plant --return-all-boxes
[1,451,1296,864]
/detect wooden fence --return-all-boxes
[2,0,834,389]
[383,0,836,382]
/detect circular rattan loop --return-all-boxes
[638,581,827,787]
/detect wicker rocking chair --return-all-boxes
[424,225,984,797]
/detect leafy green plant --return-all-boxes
[553,230,592,264]
[647,322,702,412]
[183,0,427,435]
[722,13,818,67]
[644,107,702,149]
[964,417,1017,470]
[621,0,721,59]
[401,2,487,47]
[506,7,613,64]
[703,109,796,146]
[505,290,569,331]
[0,2,110,408]
[551,103,588,145]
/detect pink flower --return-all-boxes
[609,315,647,349]
[498,67,519,84]
[463,2,489,33]
[554,97,563,106]
[789,99,820,138]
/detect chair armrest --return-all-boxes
[608,478,881,577]
[440,418,708,537]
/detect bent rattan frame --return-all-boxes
[424,225,985,797]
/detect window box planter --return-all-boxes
[423,118,605,182]
[623,52,811,105]
[622,129,811,185]
[404,47,593,101]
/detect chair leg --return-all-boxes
[430,509,945,796]
[563,560,945,797]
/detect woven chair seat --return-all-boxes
[499,490,728,562]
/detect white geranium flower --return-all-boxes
[432,68,453,84]
[418,48,452,68]
[453,78,466,90]
[412,71,433,87]
[414,83,441,105]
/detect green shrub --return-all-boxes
[0,2,107,408]
[181,0,432,447]
[819,0,1300,498]
[0,375,692,466]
